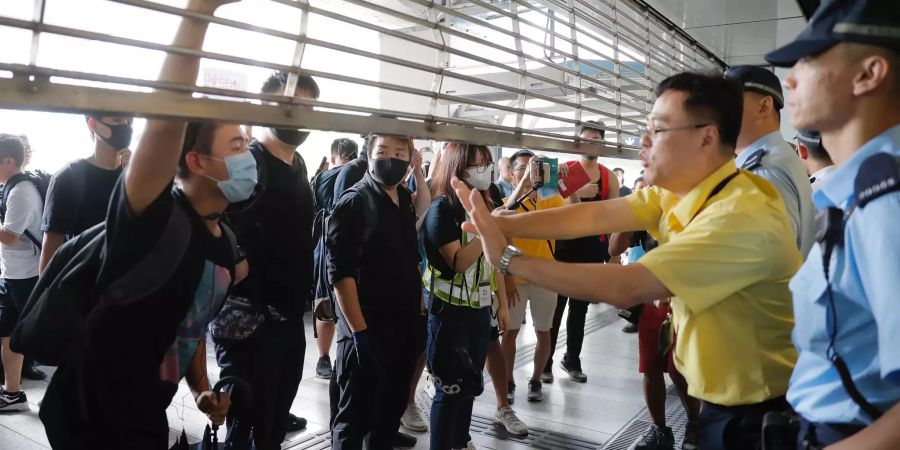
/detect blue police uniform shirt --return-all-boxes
[788,124,900,425]
[736,131,816,257]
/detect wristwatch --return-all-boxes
[499,245,523,276]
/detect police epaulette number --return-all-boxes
[855,153,900,209]
[741,149,767,171]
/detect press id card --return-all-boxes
[478,285,492,308]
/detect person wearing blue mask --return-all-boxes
[38,0,252,447]
[765,0,900,448]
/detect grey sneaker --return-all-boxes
[315,355,333,379]
[527,378,543,402]
[540,369,554,383]
[0,390,28,412]
[494,406,528,436]
[400,402,428,432]
[561,357,587,383]
[634,424,674,450]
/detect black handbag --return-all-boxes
[617,304,642,325]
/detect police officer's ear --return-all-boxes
[797,143,810,161]
[851,51,894,97]
[757,95,777,120]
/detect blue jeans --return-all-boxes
[427,297,491,450]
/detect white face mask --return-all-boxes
[465,166,493,191]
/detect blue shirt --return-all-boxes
[497,178,515,198]
[736,131,816,257]
[788,125,900,425]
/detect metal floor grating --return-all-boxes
[601,386,689,450]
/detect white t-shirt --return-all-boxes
[1,181,44,279]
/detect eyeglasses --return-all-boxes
[468,163,494,174]
[638,123,713,139]
[512,165,527,173]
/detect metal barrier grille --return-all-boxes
[0,0,723,156]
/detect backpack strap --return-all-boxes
[104,204,192,304]
[599,165,609,200]
[0,173,29,224]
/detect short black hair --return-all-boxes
[510,150,535,166]
[655,71,743,151]
[178,122,219,178]
[261,71,320,99]
[0,134,26,168]
[613,167,624,174]
[578,120,606,139]
[331,138,358,160]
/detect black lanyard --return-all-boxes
[688,170,739,225]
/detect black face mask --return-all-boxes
[584,155,598,161]
[271,128,310,147]
[96,122,133,150]
[370,157,410,186]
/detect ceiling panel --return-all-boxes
[642,0,806,66]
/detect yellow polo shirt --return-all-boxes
[626,160,801,406]
[505,194,565,285]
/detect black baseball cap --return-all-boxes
[766,0,900,67]
[724,65,785,110]
[796,129,825,153]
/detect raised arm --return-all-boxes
[125,0,237,215]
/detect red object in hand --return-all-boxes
[557,160,591,198]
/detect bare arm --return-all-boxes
[39,231,65,274]
[333,277,367,333]
[125,0,236,215]
[412,167,431,218]
[438,238,483,274]
[0,230,20,246]
[185,338,211,399]
[499,198,641,241]
[827,403,900,450]
[607,172,621,199]
[507,256,669,308]
[609,232,633,257]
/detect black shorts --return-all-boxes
[0,276,38,337]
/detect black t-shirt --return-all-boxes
[326,173,421,340]
[422,196,466,280]
[83,179,235,422]
[555,176,611,264]
[332,157,367,199]
[312,166,342,212]
[42,158,122,237]
[228,140,315,318]
[619,186,633,197]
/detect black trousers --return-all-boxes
[214,318,306,450]
[546,295,590,371]
[699,396,791,450]
[332,313,417,450]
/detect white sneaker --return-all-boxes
[494,406,528,436]
[400,403,428,432]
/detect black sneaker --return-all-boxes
[527,378,543,402]
[393,431,417,449]
[286,414,307,432]
[560,357,587,383]
[0,390,28,412]
[634,424,674,450]
[622,323,638,333]
[507,381,516,405]
[316,355,333,379]
[21,363,47,381]
[682,422,698,450]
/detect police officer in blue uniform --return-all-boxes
[725,65,816,257]
[766,0,900,448]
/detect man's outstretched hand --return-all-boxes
[452,177,507,268]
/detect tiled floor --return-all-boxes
[0,303,662,449]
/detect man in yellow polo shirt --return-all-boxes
[501,149,569,404]
[450,71,801,450]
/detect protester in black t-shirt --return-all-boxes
[613,167,632,197]
[310,137,356,380]
[327,133,422,450]
[211,70,319,448]
[40,3,248,447]
[39,116,130,273]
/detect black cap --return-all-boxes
[766,0,900,67]
[796,129,825,153]
[724,65,785,109]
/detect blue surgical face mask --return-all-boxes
[202,151,258,203]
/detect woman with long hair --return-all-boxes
[421,143,510,450]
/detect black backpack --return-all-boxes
[0,170,52,249]
[10,205,194,366]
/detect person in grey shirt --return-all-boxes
[726,65,816,257]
